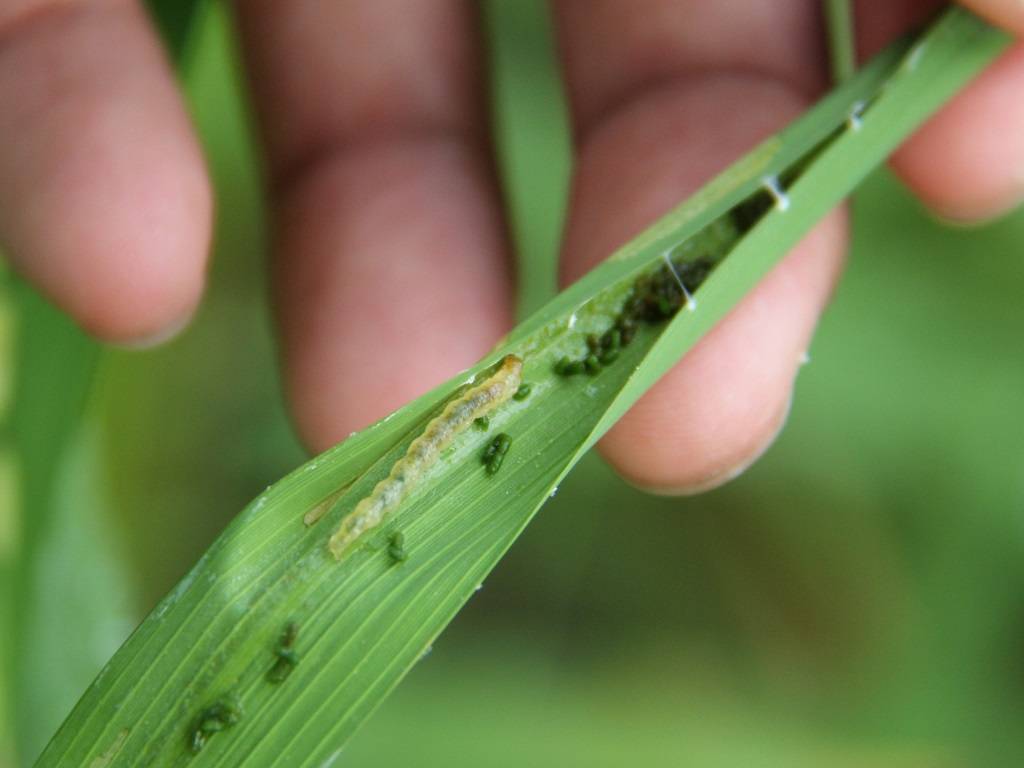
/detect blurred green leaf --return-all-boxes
[0,2,215,765]
[145,0,211,62]
[825,0,857,84]
[484,0,572,315]
[2,282,106,765]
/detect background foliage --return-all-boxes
[3,1,1023,765]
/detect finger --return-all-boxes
[958,0,1024,37]
[552,0,849,492]
[601,212,846,493]
[0,0,211,343]
[856,0,1024,222]
[234,0,512,452]
[889,42,1024,222]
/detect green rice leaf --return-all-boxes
[35,9,1009,767]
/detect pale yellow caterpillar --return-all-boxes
[327,355,523,560]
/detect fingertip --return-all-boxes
[29,175,211,347]
[0,2,212,345]
[597,212,847,494]
[959,0,1024,39]
[890,43,1024,224]
[608,389,793,496]
[39,146,212,345]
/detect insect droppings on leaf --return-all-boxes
[388,531,408,564]
[187,697,242,754]
[267,621,300,684]
[554,357,584,376]
[482,433,512,476]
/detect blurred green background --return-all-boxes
[3,1,1024,766]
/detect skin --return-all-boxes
[1,0,1022,493]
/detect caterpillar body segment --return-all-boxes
[328,355,523,559]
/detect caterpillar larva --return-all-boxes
[327,355,523,560]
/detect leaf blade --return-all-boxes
[35,10,1010,767]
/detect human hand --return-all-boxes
[1,1,1021,492]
